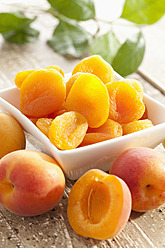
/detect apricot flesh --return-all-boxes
[0,150,65,216]
[49,111,88,150]
[110,147,165,212]
[67,169,131,240]
[0,113,26,159]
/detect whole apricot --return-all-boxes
[0,150,65,216]
[0,113,26,159]
[110,147,165,212]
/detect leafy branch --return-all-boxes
[0,0,165,76]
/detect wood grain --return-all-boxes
[0,2,165,247]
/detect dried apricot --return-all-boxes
[15,65,64,88]
[20,69,66,117]
[72,55,114,84]
[49,111,88,150]
[80,119,122,146]
[106,81,145,124]
[122,119,153,135]
[48,109,67,119]
[124,79,143,99]
[36,118,53,137]
[66,72,83,97]
[64,73,110,128]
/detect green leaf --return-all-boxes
[112,31,145,77]
[90,30,121,64]
[121,0,165,25]
[47,0,95,21]
[0,11,35,33]
[48,21,89,58]
[3,27,40,44]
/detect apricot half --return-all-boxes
[67,169,132,240]
[72,55,114,84]
[20,69,66,117]
[64,73,110,128]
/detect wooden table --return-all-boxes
[0,1,165,247]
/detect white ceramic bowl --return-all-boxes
[0,73,165,180]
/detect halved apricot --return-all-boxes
[122,119,153,135]
[20,69,66,117]
[106,81,145,124]
[64,73,110,128]
[80,119,122,146]
[67,169,132,240]
[72,55,114,84]
[49,111,88,150]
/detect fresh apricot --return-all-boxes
[0,113,26,159]
[106,81,145,124]
[49,111,88,150]
[64,73,110,128]
[122,119,153,135]
[14,65,64,88]
[67,169,132,240]
[80,119,122,146]
[72,55,114,84]
[20,69,66,117]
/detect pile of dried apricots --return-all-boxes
[14,55,154,150]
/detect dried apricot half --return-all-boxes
[124,79,143,99]
[66,72,83,97]
[64,73,110,128]
[36,118,53,137]
[20,69,66,117]
[67,169,131,240]
[72,55,114,84]
[15,65,64,88]
[106,81,145,124]
[81,119,122,146]
[49,111,88,150]
[122,119,153,135]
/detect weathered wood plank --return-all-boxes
[0,3,165,247]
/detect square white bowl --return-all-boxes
[0,72,165,180]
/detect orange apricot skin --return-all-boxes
[66,72,84,97]
[0,150,65,216]
[72,55,114,84]
[20,69,66,117]
[109,147,165,212]
[106,81,145,124]
[64,73,110,128]
[14,65,64,89]
[67,169,131,240]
